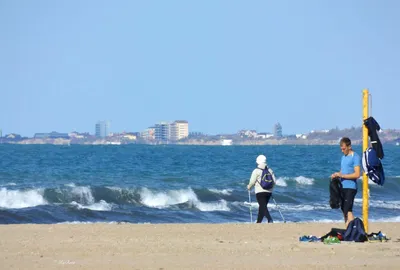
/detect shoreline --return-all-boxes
[1,222,399,269]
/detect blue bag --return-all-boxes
[343,218,368,242]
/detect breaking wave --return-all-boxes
[140,188,230,211]
[70,200,113,211]
[208,188,233,195]
[0,188,47,209]
[274,176,314,187]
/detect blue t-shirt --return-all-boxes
[341,152,361,189]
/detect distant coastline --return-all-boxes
[0,137,396,146]
[1,126,399,146]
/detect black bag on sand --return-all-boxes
[321,228,346,241]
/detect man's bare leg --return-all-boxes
[345,211,355,227]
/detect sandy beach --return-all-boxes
[0,222,399,269]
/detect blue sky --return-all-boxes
[1,0,399,136]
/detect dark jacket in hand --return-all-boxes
[329,177,343,209]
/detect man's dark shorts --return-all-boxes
[341,188,357,216]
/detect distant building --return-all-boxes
[189,132,204,138]
[95,121,111,138]
[5,133,23,140]
[155,122,171,141]
[239,130,258,138]
[274,123,283,138]
[123,132,138,141]
[221,139,233,146]
[141,127,156,141]
[34,132,69,139]
[296,134,307,139]
[170,120,189,141]
[69,132,87,139]
[256,133,274,139]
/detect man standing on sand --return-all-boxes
[331,137,361,227]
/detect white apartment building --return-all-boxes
[170,121,189,141]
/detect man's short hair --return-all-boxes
[340,137,351,146]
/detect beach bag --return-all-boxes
[343,218,368,242]
[258,167,275,190]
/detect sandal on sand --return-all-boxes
[299,235,321,242]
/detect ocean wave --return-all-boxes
[57,221,121,224]
[369,200,400,210]
[294,176,314,185]
[208,188,233,195]
[354,198,400,210]
[195,200,230,211]
[0,182,17,187]
[274,176,314,187]
[303,219,343,223]
[370,216,400,222]
[0,187,47,209]
[240,202,329,211]
[70,200,113,211]
[275,178,288,187]
[368,179,378,185]
[69,185,95,205]
[139,188,230,211]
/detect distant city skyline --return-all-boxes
[1,1,400,136]
[2,120,399,139]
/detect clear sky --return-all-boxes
[1,0,399,136]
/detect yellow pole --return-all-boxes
[362,89,369,232]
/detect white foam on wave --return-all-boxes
[140,188,197,207]
[369,200,400,210]
[275,178,288,187]
[370,216,400,222]
[140,188,230,212]
[272,204,330,211]
[273,176,314,187]
[209,188,233,195]
[304,219,343,223]
[65,183,76,187]
[71,200,113,211]
[240,202,329,211]
[368,179,378,185]
[0,182,17,186]
[68,185,95,205]
[105,186,123,192]
[195,200,230,211]
[294,176,314,185]
[0,187,47,209]
[65,183,113,211]
[57,221,120,224]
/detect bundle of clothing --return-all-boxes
[362,117,385,186]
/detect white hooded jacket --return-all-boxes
[248,155,276,194]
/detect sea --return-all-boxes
[0,144,399,224]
